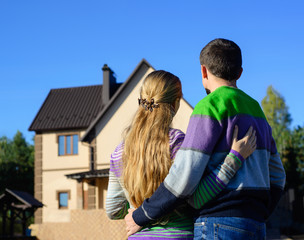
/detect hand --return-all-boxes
[124,209,142,237]
[231,125,256,159]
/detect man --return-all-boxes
[125,38,286,239]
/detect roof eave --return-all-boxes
[28,90,53,132]
[65,169,110,180]
[29,126,88,133]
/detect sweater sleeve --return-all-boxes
[188,149,245,209]
[268,137,286,217]
[106,170,130,220]
[132,110,223,226]
[106,143,130,220]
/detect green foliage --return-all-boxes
[262,86,304,194]
[0,131,34,195]
[284,126,304,191]
[283,144,301,191]
[262,85,292,155]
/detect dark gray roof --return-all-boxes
[29,84,121,132]
[65,168,109,181]
[0,189,43,208]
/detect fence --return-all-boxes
[29,209,126,240]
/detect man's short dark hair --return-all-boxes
[199,38,242,81]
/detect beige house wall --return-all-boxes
[95,66,154,167]
[41,131,90,223]
[43,131,89,170]
[171,99,193,132]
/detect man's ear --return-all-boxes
[236,67,243,80]
[201,65,208,79]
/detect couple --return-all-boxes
[106,38,286,240]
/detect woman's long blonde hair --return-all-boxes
[123,70,182,208]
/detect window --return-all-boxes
[57,190,70,209]
[58,134,78,156]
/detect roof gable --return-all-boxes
[81,59,154,142]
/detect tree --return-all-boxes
[262,86,304,224]
[261,86,295,188]
[285,126,304,190]
[283,126,304,222]
[0,131,34,195]
[262,85,292,156]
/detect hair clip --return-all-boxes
[138,98,159,112]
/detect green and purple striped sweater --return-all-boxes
[132,86,286,228]
[106,128,246,239]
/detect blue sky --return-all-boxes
[0,0,303,144]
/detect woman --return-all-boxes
[106,70,256,239]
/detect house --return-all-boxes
[28,59,194,239]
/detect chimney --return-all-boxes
[102,64,117,104]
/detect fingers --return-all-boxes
[126,227,133,236]
[124,208,141,237]
[245,126,253,137]
[252,143,257,152]
[250,139,257,155]
[251,131,257,145]
[233,125,239,142]
[248,129,255,143]
[231,125,258,159]
[127,229,134,237]
[248,130,257,155]
[126,225,142,237]
[249,130,256,148]
[127,229,133,237]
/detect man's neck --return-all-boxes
[210,77,237,93]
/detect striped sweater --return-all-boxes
[106,127,246,239]
[132,86,286,227]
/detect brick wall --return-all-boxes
[34,134,43,224]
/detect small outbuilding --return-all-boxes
[0,189,43,237]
